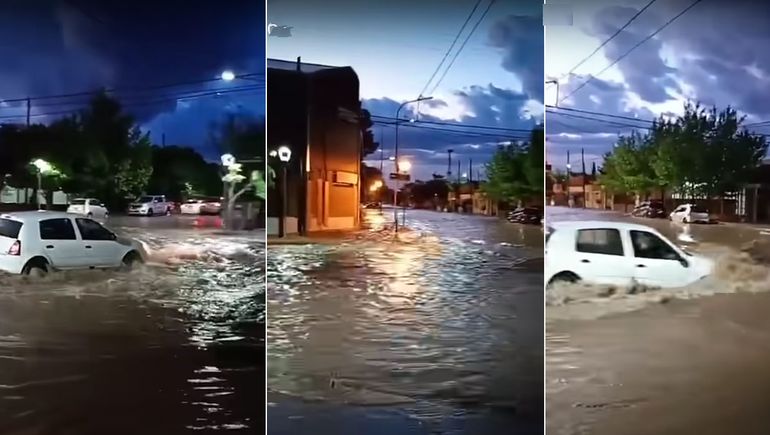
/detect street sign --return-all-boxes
[389,173,410,181]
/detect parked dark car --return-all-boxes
[507,207,543,225]
[631,200,666,218]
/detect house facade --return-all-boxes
[266,58,362,235]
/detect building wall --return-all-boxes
[266,63,362,235]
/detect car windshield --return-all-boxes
[71,199,86,205]
[0,218,22,239]
[137,196,153,203]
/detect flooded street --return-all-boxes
[0,216,265,434]
[267,209,544,434]
[546,206,770,434]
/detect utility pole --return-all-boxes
[457,160,461,183]
[447,149,454,178]
[469,159,473,182]
[26,97,30,127]
[581,147,586,208]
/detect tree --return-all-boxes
[482,126,543,206]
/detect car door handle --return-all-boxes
[85,245,92,249]
[581,259,590,263]
[636,264,646,268]
[45,245,54,249]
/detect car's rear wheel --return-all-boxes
[121,251,143,271]
[165,207,172,216]
[22,258,49,277]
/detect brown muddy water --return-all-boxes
[0,225,265,435]
[547,206,770,434]
[267,209,544,434]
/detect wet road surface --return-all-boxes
[0,215,264,434]
[268,209,544,434]
[546,206,770,434]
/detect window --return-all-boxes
[576,229,624,256]
[76,219,115,241]
[630,230,680,260]
[90,199,102,207]
[691,205,708,213]
[39,218,76,240]
[0,218,22,239]
[71,199,86,205]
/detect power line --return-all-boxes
[0,87,264,121]
[547,109,652,130]
[417,0,484,99]
[373,120,530,140]
[427,0,496,96]
[546,105,654,125]
[370,114,535,133]
[559,0,703,104]
[0,72,263,104]
[558,0,658,82]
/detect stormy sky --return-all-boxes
[0,0,265,160]
[546,0,770,172]
[267,0,543,183]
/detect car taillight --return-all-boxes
[8,240,20,256]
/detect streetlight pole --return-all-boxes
[394,96,432,232]
[36,169,42,210]
[277,146,292,238]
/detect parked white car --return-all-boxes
[669,203,712,224]
[546,221,713,289]
[128,195,172,216]
[66,198,109,219]
[180,199,206,215]
[0,211,143,275]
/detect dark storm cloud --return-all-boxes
[364,84,539,181]
[489,13,544,102]
[590,5,677,103]
[0,0,264,141]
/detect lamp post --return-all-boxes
[32,159,51,210]
[277,145,292,238]
[394,96,432,232]
[398,160,411,227]
[220,153,236,225]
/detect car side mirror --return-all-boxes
[679,257,689,268]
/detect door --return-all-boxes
[153,197,165,214]
[38,218,84,268]
[630,230,690,288]
[573,228,635,286]
[89,200,107,219]
[672,205,686,222]
[75,218,121,266]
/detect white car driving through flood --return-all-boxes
[546,221,713,289]
[66,198,109,219]
[0,211,144,276]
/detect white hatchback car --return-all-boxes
[670,203,712,224]
[66,198,109,219]
[0,211,143,275]
[546,221,713,289]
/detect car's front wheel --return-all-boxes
[121,251,143,271]
[147,209,154,217]
[547,271,581,288]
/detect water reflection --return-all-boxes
[0,227,264,434]
[268,209,543,430]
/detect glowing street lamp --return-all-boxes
[278,145,292,163]
[398,160,411,173]
[221,153,236,168]
[32,158,52,210]
[221,70,236,82]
